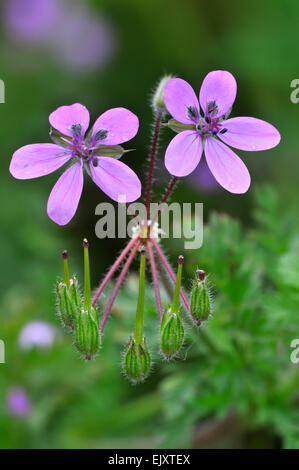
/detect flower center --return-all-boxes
[68,137,90,159]
[196,101,228,137]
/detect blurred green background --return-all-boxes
[1,0,299,449]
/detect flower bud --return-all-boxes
[74,306,100,360]
[122,336,151,384]
[56,277,81,331]
[190,270,212,325]
[152,75,173,112]
[160,307,184,359]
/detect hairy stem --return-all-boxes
[99,239,141,334]
[151,176,178,226]
[147,241,163,321]
[92,236,140,306]
[150,237,190,311]
[145,110,163,219]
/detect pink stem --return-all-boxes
[147,240,163,321]
[150,237,190,312]
[92,236,140,307]
[151,176,178,227]
[145,110,162,220]
[99,239,141,334]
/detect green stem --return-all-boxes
[62,251,70,287]
[171,256,184,313]
[134,250,146,343]
[83,239,91,311]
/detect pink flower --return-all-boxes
[18,321,56,350]
[6,387,32,418]
[164,71,280,193]
[10,104,141,225]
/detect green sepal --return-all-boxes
[190,277,211,325]
[167,119,196,134]
[92,145,126,159]
[74,306,100,360]
[56,278,81,331]
[122,336,151,384]
[49,128,72,147]
[160,307,184,359]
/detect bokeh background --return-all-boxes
[1,0,299,449]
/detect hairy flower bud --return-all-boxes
[56,277,81,331]
[122,336,151,384]
[152,75,173,112]
[190,270,212,325]
[74,307,100,360]
[160,307,184,359]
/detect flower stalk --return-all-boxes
[134,249,146,343]
[83,239,91,311]
[62,250,70,287]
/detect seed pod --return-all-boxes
[74,306,100,360]
[160,307,184,359]
[56,277,81,331]
[122,336,151,384]
[190,270,212,325]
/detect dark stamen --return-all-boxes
[205,116,211,124]
[187,106,197,121]
[62,250,68,260]
[95,129,108,141]
[219,128,228,134]
[71,124,82,137]
[92,157,99,167]
[83,238,88,248]
[207,100,218,116]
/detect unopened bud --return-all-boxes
[160,307,184,359]
[190,270,212,325]
[56,276,81,331]
[152,75,173,112]
[74,307,100,360]
[122,336,151,384]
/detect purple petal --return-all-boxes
[9,143,71,179]
[47,161,83,225]
[164,78,200,124]
[90,157,141,202]
[219,117,281,151]
[199,71,237,118]
[205,137,250,194]
[49,103,90,138]
[92,108,139,145]
[165,131,202,177]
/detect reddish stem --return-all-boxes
[147,240,163,321]
[145,110,162,219]
[151,176,178,226]
[150,237,190,312]
[92,236,140,307]
[99,239,141,334]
